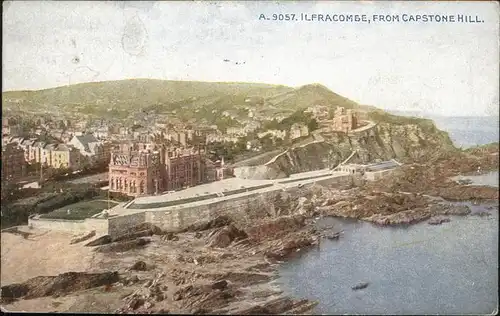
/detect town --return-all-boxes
[2,103,367,195]
[3,0,498,313]
[2,101,397,235]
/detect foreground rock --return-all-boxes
[95,238,152,253]
[365,148,499,201]
[429,204,471,216]
[70,230,96,245]
[206,224,248,248]
[184,215,233,232]
[2,227,33,240]
[235,297,319,315]
[112,230,154,243]
[364,208,432,226]
[1,271,120,302]
[116,275,167,313]
[265,231,318,261]
[427,216,451,225]
[85,235,112,247]
[129,261,149,271]
[247,215,307,242]
[471,211,492,217]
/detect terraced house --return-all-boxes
[43,143,81,170]
[4,137,45,164]
[3,136,82,171]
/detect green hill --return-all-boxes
[1,79,372,119]
[1,79,439,133]
[2,79,290,117]
[266,83,359,110]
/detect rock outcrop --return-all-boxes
[206,224,248,248]
[261,117,455,178]
[95,238,152,253]
[427,217,451,225]
[70,230,96,245]
[1,271,120,302]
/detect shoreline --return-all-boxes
[2,192,497,314]
[1,149,498,314]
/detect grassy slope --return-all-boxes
[3,79,291,115]
[39,200,118,220]
[2,79,450,138]
[2,80,366,118]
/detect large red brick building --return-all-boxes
[108,143,207,197]
[109,148,163,196]
[164,147,206,191]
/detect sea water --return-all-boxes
[278,203,498,314]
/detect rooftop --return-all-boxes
[73,134,100,152]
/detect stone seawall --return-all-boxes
[107,174,352,238]
[28,218,108,234]
[145,189,282,233]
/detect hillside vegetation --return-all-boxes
[2,79,457,160]
[3,80,289,117]
[2,79,370,122]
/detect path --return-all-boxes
[331,150,357,170]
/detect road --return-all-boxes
[66,172,108,184]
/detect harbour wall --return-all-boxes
[28,217,108,234]
[107,174,352,238]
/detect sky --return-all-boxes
[2,1,499,117]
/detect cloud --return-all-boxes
[2,1,499,116]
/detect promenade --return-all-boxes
[108,169,350,217]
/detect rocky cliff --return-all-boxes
[260,114,456,179]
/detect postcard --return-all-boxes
[1,1,498,314]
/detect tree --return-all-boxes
[1,181,19,201]
[260,134,274,150]
[307,118,319,132]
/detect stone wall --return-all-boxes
[144,190,277,232]
[108,174,352,238]
[365,169,394,181]
[145,174,351,233]
[28,218,108,234]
